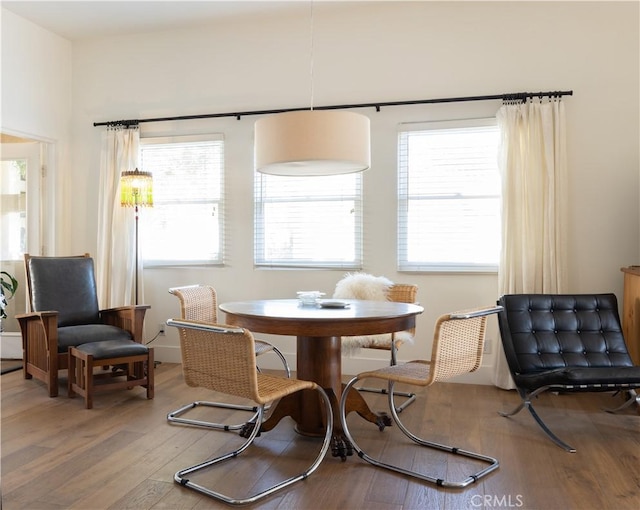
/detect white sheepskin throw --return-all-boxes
[333,273,414,354]
[333,272,393,301]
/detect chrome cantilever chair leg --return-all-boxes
[175,386,333,505]
[355,343,416,413]
[167,342,291,430]
[501,385,640,453]
[167,400,260,430]
[341,377,499,488]
[603,389,639,413]
[355,385,416,413]
[267,346,292,379]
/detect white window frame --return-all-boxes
[254,172,363,269]
[398,118,501,273]
[140,134,224,267]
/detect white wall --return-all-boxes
[1,8,73,356]
[1,9,72,140]
[1,7,73,256]
[7,2,640,383]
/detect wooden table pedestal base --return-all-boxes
[241,336,392,460]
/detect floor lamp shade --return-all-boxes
[254,110,371,176]
[120,168,153,207]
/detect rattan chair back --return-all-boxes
[172,319,261,402]
[387,283,418,303]
[387,284,418,336]
[428,309,488,384]
[169,285,217,323]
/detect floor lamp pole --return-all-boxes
[121,167,152,307]
[134,203,139,306]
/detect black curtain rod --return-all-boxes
[93,90,573,127]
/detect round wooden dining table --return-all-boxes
[219,298,424,459]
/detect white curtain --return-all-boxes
[96,125,140,307]
[493,98,568,389]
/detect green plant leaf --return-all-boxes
[0,271,18,299]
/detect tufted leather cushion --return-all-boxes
[497,294,639,389]
[58,324,132,353]
[28,256,101,327]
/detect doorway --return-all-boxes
[1,133,49,358]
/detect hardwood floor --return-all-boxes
[2,363,638,510]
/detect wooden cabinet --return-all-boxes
[621,267,640,365]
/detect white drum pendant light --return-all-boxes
[254,1,371,177]
[255,109,370,176]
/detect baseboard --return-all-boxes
[152,344,183,363]
[0,332,22,359]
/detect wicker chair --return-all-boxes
[167,319,333,505]
[339,306,502,489]
[334,276,419,412]
[167,285,290,430]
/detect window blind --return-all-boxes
[398,119,501,272]
[140,134,224,266]
[254,172,363,269]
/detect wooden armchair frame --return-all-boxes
[17,254,149,397]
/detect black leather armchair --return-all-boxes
[497,293,640,452]
[17,254,149,397]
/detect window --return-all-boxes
[254,173,362,269]
[140,134,224,266]
[398,119,501,272]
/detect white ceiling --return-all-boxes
[2,1,309,41]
